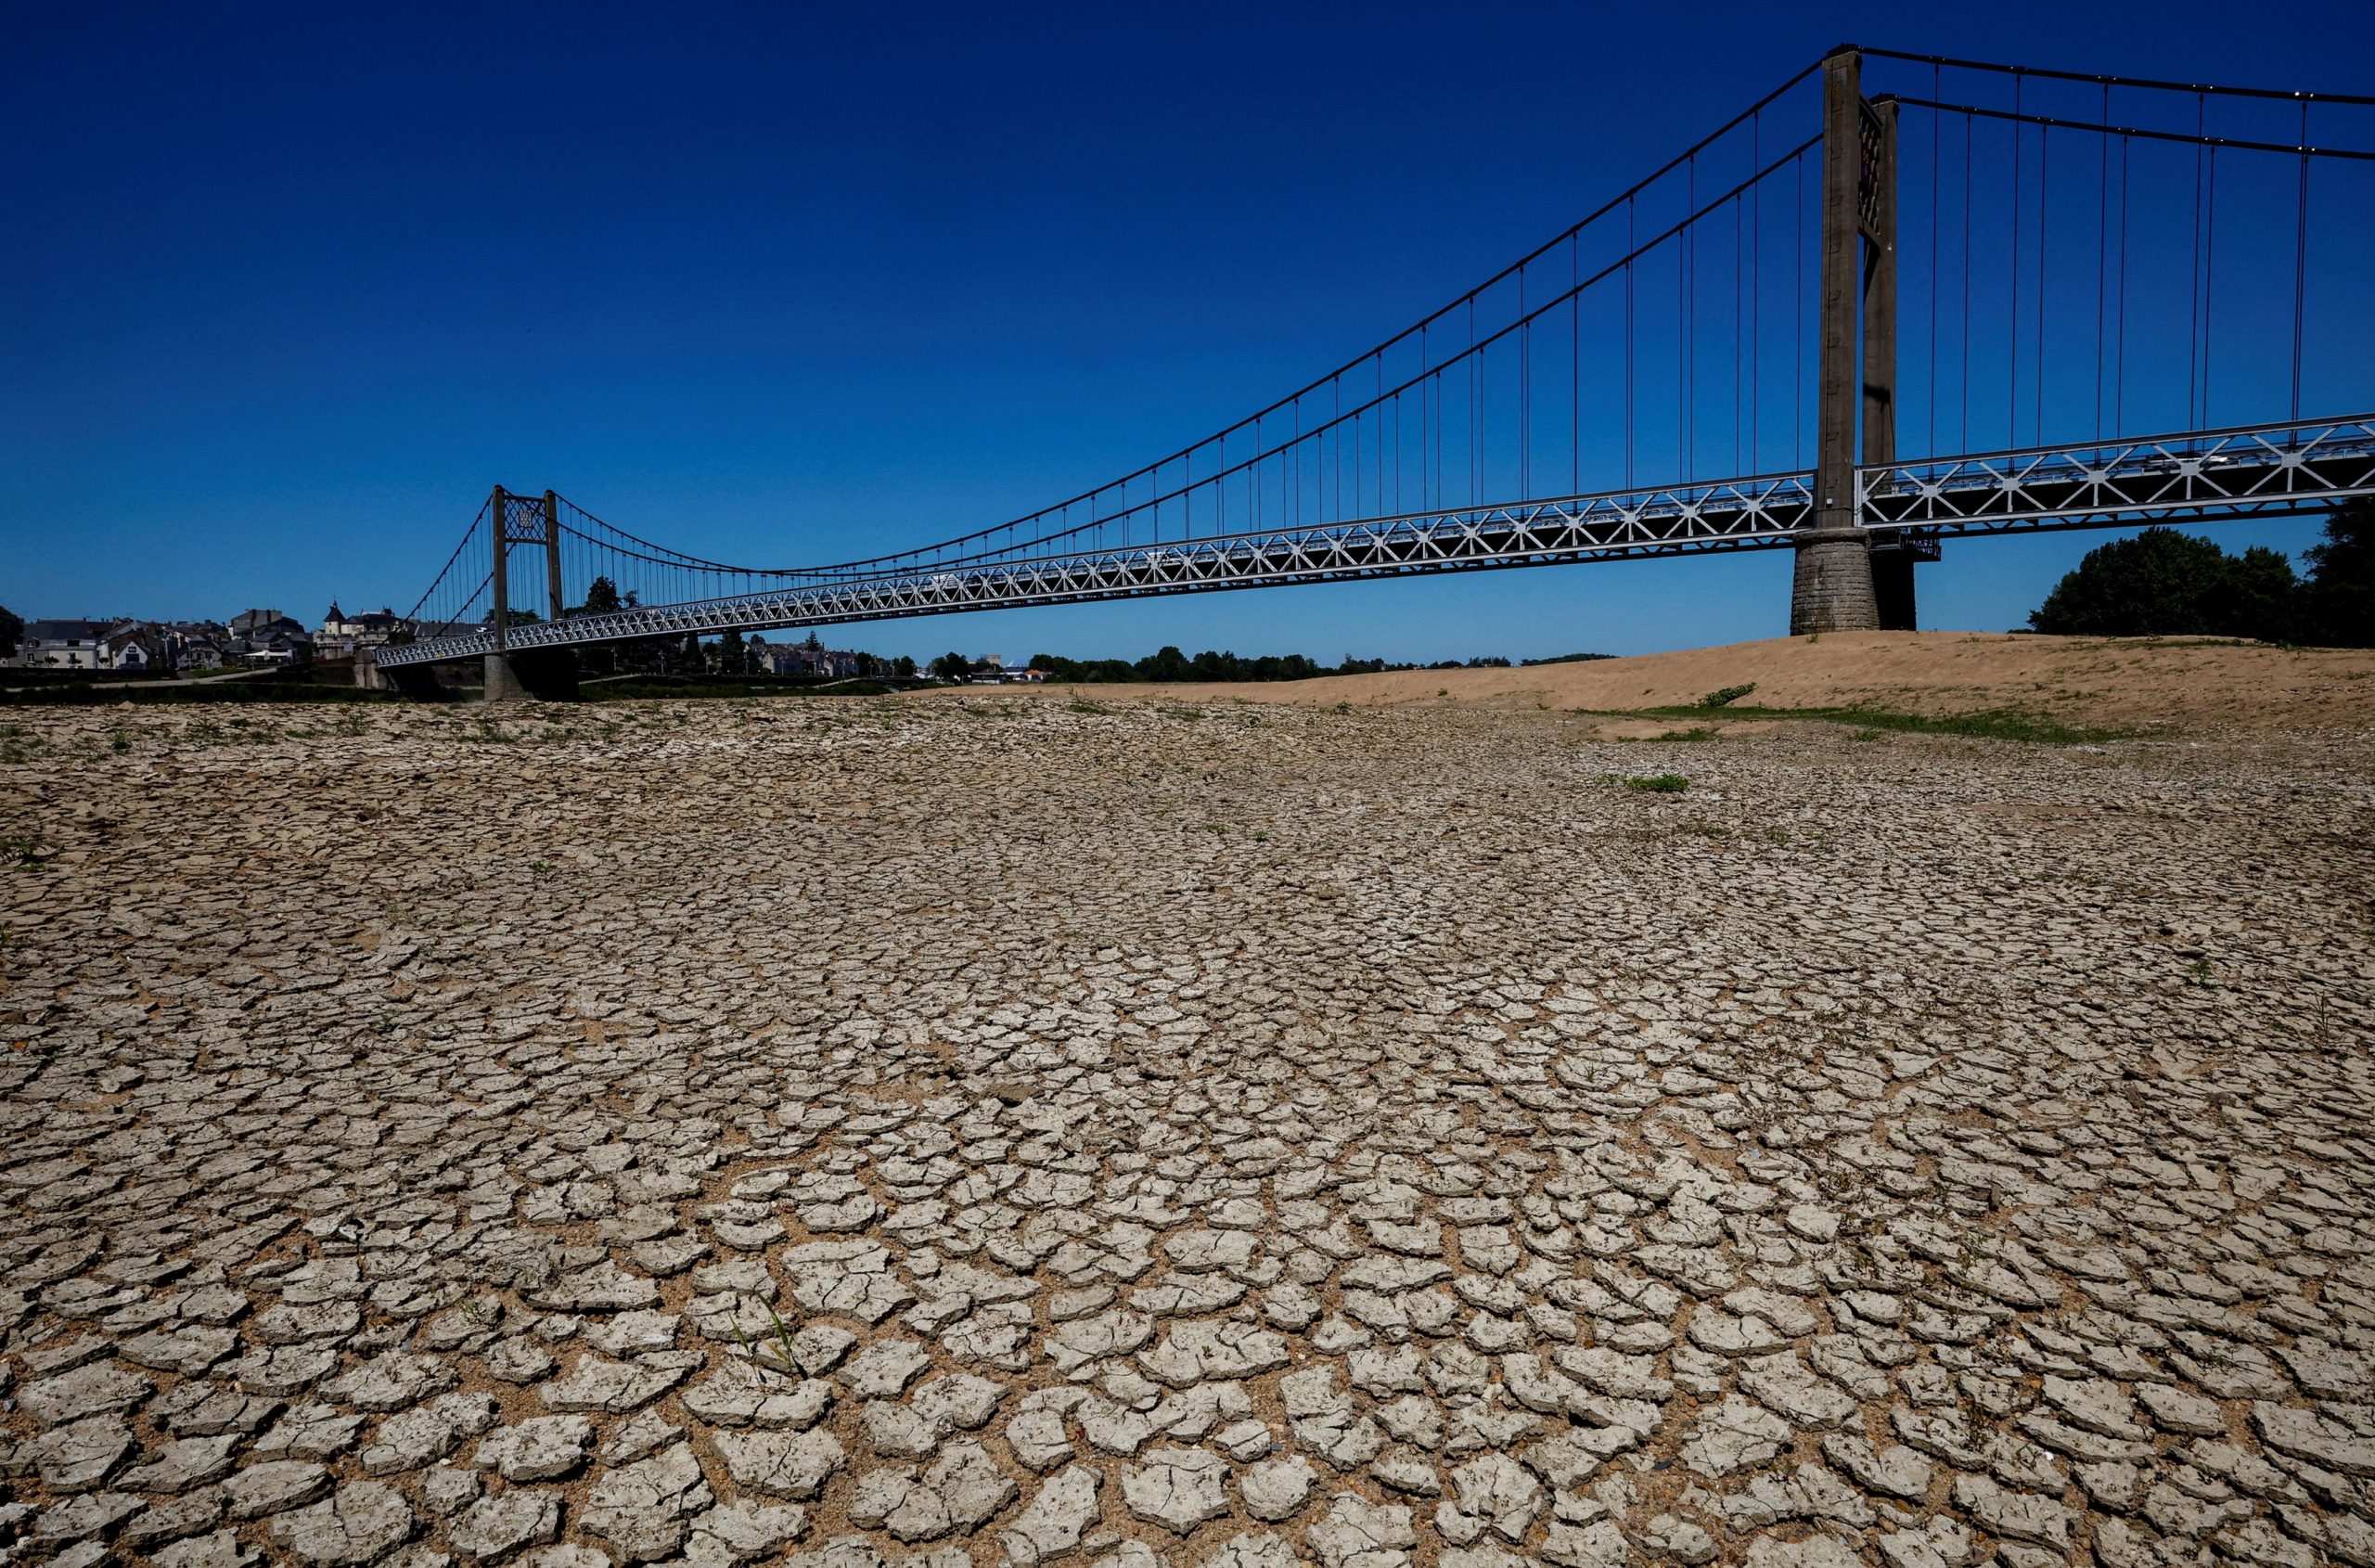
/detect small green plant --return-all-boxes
[1623,774,1690,793]
[1697,682,1757,709]
[1569,700,2123,746]
[0,835,43,866]
[1067,698,1110,715]
[732,1295,804,1378]
[728,1307,764,1367]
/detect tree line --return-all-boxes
[2028,502,2372,645]
[988,649,1543,684]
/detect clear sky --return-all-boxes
[6,0,2370,662]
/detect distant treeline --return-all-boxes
[1021,647,1612,683]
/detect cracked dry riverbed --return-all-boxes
[1,693,2371,1568]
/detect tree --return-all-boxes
[2205,546,2299,644]
[2300,498,2375,648]
[581,575,624,615]
[718,629,749,675]
[928,652,971,681]
[0,604,19,660]
[2030,529,2234,636]
[1135,645,1191,682]
[891,654,917,680]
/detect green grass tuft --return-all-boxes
[1579,700,2125,745]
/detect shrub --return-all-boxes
[1696,682,1756,709]
[1623,774,1689,793]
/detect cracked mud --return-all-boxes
[1,691,2370,1567]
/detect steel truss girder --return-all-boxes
[377,414,2375,668]
[1858,417,2375,537]
[379,473,1819,664]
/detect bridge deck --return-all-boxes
[379,415,2375,667]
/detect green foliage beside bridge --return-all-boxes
[2027,503,2374,646]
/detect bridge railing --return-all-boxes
[377,413,2375,668]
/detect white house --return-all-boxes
[19,619,115,670]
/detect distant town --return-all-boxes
[0,602,918,682]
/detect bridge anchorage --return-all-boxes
[379,45,2375,689]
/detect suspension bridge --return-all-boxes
[371,45,2375,696]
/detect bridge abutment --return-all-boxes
[356,650,443,700]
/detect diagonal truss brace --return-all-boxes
[377,415,2375,668]
[1858,416,2375,535]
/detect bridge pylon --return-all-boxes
[1793,45,1904,635]
[483,484,574,700]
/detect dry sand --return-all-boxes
[982,631,2375,734]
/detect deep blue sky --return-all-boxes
[6,1,2370,662]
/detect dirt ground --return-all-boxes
[1008,632,2375,735]
[0,649,2370,1568]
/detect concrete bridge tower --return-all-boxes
[1793,45,1921,634]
